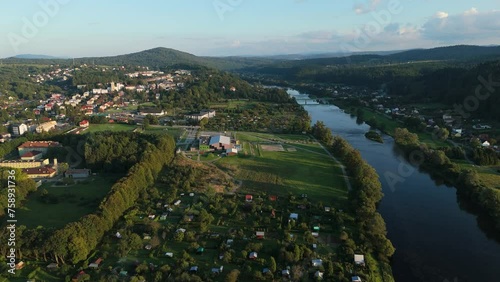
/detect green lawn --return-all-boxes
[217,133,348,206]
[17,175,123,229]
[85,123,137,133]
[143,126,184,139]
[200,152,219,162]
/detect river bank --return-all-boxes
[288,88,500,282]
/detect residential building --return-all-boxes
[20,151,43,161]
[36,121,57,133]
[185,109,216,121]
[22,166,57,179]
[139,108,165,116]
[12,123,28,136]
[79,120,89,128]
[18,141,62,157]
[0,159,50,169]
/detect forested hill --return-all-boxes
[238,45,500,72]
[3,45,500,71]
[2,47,277,71]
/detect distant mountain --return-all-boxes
[3,45,500,71]
[13,54,68,59]
[386,45,500,62]
[262,50,403,60]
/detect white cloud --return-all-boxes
[422,8,500,42]
[353,0,382,15]
[434,11,449,19]
[464,7,478,16]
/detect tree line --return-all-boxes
[311,121,395,281]
[394,128,500,233]
[0,133,176,265]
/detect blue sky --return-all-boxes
[1,0,499,58]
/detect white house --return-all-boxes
[354,254,365,266]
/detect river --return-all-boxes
[288,89,500,282]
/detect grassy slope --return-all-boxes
[17,175,122,229]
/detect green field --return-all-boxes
[85,123,137,133]
[454,160,500,189]
[17,175,123,229]
[217,133,348,206]
[143,126,184,139]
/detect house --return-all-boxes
[89,258,103,269]
[211,266,223,274]
[36,121,57,133]
[315,271,324,279]
[186,109,216,121]
[324,207,331,212]
[165,252,174,258]
[139,108,165,116]
[20,150,43,161]
[197,247,205,254]
[12,123,28,136]
[115,232,122,238]
[15,261,25,270]
[262,268,271,275]
[311,259,323,267]
[482,141,491,147]
[18,141,61,156]
[245,194,253,202]
[311,232,319,237]
[174,200,181,206]
[226,148,238,156]
[79,120,90,128]
[209,135,232,150]
[65,169,91,178]
[289,213,299,221]
[22,166,57,179]
[256,231,265,239]
[352,276,362,282]
[226,239,234,247]
[47,263,58,269]
[249,252,258,259]
[73,270,87,282]
[354,254,365,266]
[282,269,290,277]
[189,266,199,273]
[269,195,277,201]
[313,226,320,232]
[145,244,152,250]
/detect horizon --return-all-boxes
[5,44,500,60]
[1,1,500,58]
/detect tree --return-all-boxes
[199,117,209,129]
[225,269,240,282]
[269,256,277,272]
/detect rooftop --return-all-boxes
[18,141,61,149]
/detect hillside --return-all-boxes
[3,45,500,71]
[2,47,276,71]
